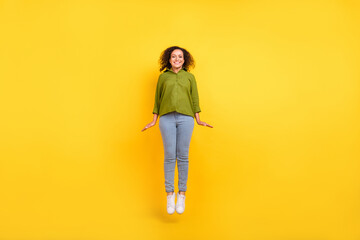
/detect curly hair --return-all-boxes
[159,46,195,72]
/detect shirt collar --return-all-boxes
[165,67,187,73]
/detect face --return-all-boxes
[169,49,185,69]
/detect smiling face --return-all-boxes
[169,49,185,70]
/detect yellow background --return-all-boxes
[0,0,359,239]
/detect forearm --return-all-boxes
[195,112,200,123]
[152,113,158,123]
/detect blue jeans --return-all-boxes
[159,111,195,193]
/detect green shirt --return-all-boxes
[152,68,201,118]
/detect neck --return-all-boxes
[171,67,182,73]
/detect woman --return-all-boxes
[142,46,213,215]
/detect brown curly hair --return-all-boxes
[159,46,195,72]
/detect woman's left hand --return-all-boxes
[197,120,213,128]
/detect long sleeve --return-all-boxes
[190,75,201,113]
[152,76,161,114]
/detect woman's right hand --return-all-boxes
[141,121,156,132]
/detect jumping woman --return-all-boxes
[142,46,213,214]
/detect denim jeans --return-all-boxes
[159,111,194,193]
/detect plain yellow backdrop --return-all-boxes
[0,0,359,239]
